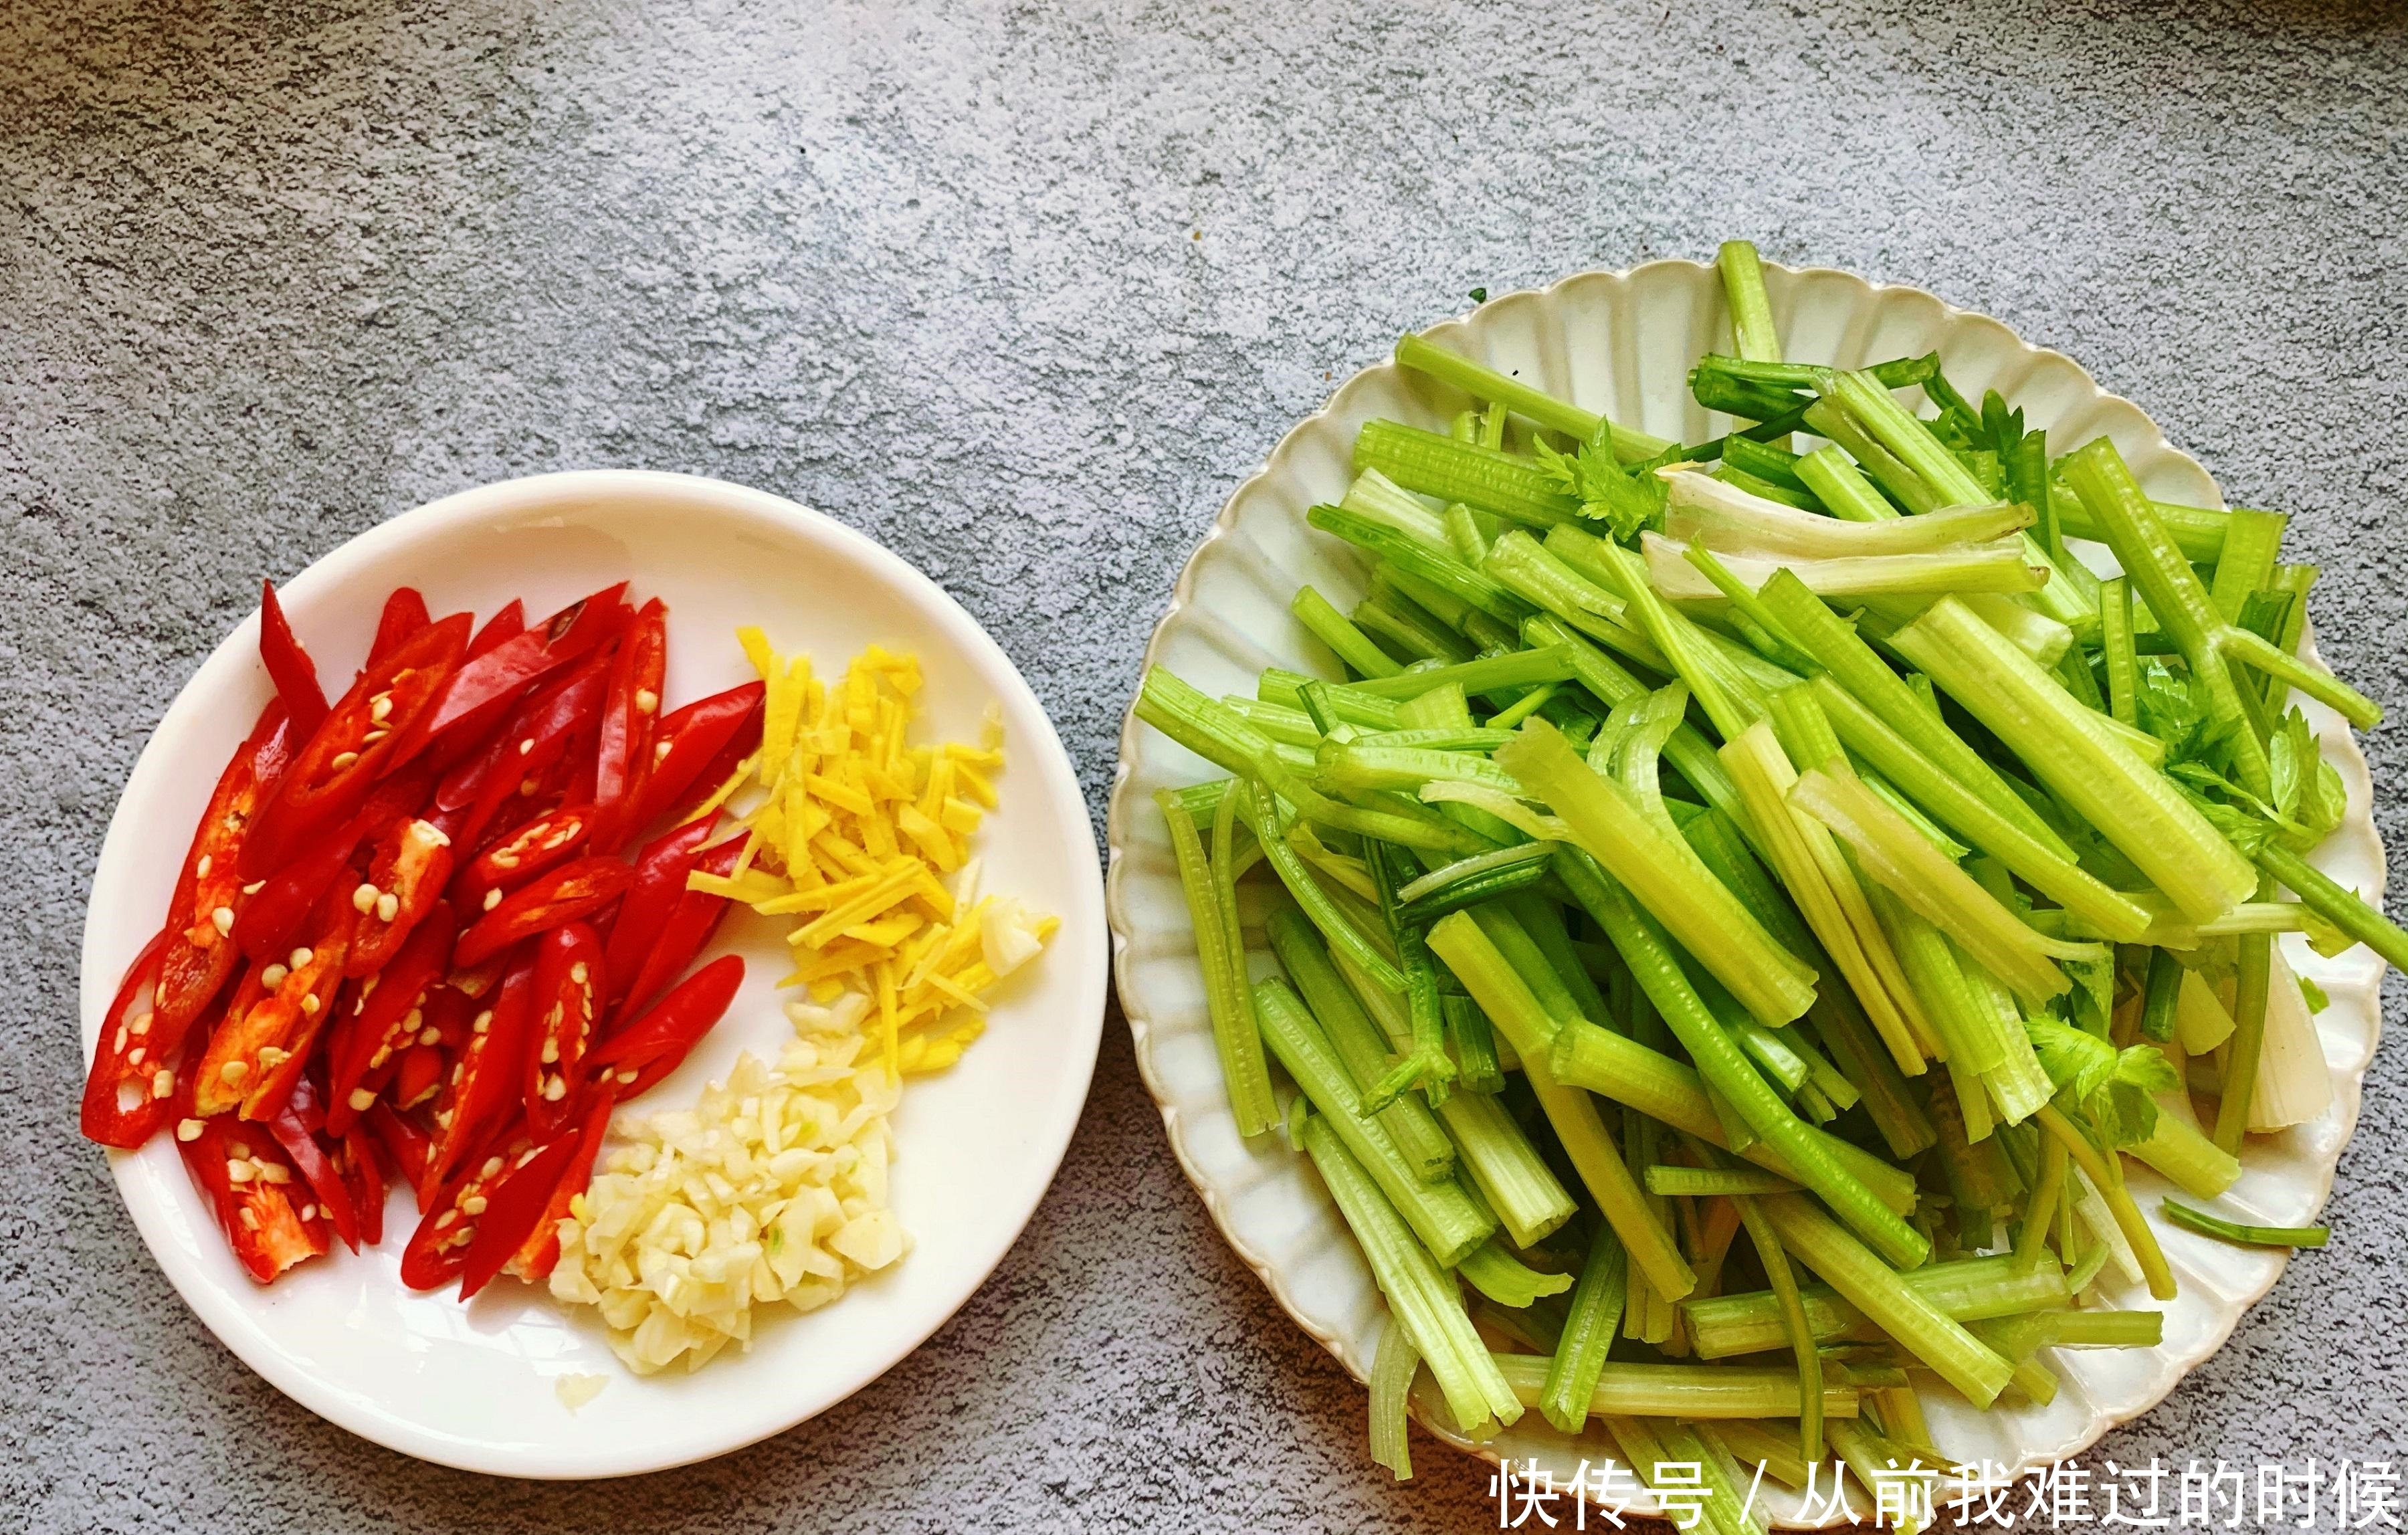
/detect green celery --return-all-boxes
[1237,782,1407,991]
[1889,597,2260,924]
[1364,839,1457,1107]
[1795,444,1898,522]
[1443,995,1506,1095]
[1718,239,1783,363]
[1296,1106,1518,1432]
[1353,419,1583,526]
[1445,502,1495,565]
[2211,932,2272,1156]
[2130,1106,2240,1201]
[1347,646,1575,700]
[1807,676,2149,940]
[2161,1199,2328,1249]
[1155,791,1277,1136]
[2209,508,2289,621]
[1685,1251,2070,1358]
[1538,1221,1626,1434]
[1646,1166,1799,1197]
[1803,397,1934,512]
[1732,1191,1823,1461]
[1556,853,1930,1268]
[2032,1104,2175,1300]
[1458,1238,1575,1308]
[1308,503,1532,624]
[1757,1193,2013,1405]
[1342,466,1454,548]
[1266,908,1457,1182]
[1497,720,1819,1026]
[2048,480,2231,562]
[1293,586,1403,678]
[1433,1087,1575,1246]
[1257,979,1492,1265]
[1356,592,1474,666]
[2251,843,2408,972]
[1257,668,1403,728]
[1367,1319,1417,1480]
[1496,1358,1859,1425]
[1393,331,1673,462]
[1422,912,1697,1300]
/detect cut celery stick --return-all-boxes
[1538,1222,1627,1434]
[1296,1108,1517,1433]
[1156,790,1276,1136]
[1686,1251,2070,1359]
[1368,1318,1418,1480]
[1265,907,1456,1183]
[2161,1199,2328,1249]
[1433,1088,1575,1247]
[1392,331,1673,462]
[1293,586,1403,679]
[1492,1356,1860,1421]
[1458,1238,1575,1308]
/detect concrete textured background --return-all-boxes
[5,0,2405,1528]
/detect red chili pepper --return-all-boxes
[590,954,745,1101]
[455,803,596,915]
[365,1101,437,1213]
[172,1064,330,1284]
[258,581,330,740]
[232,766,429,963]
[152,704,288,1048]
[324,900,458,1135]
[589,599,667,855]
[393,1043,446,1108]
[613,834,750,1024]
[413,583,629,752]
[624,683,765,832]
[508,1086,615,1283]
[337,1124,388,1245]
[80,934,175,1148]
[441,655,613,851]
[602,817,718,1007]
[399,1132,542,1292]
[243,614,471,878]
[365,588,433,672]
[525,922,605,1141]
[424,950,538,1189]
[266,1086,361,1253]
[344,817,457,977]
[454,1128,587,1298]
[452,857,632,970]
[467,599,526,659]
[195,890,357,1120]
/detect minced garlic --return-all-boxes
[549,995,910,1374]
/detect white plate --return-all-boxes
[1105,262,2388,1520]
[81,470,1108,1478]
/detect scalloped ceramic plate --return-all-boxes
[1105,262,2387,1521]
[81,470,1108,1477]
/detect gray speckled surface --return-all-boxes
[5,0,2405,1528]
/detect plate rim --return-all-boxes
[79,467,1110,1479]
[1103,259,2386,1504]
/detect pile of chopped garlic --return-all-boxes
[548,639,1055,1374]
[550,995,906,1372]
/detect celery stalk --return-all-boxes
[1888,597,2260,924]
[1718,239,1783,364]
[1732,1192,1823,1461]
[1256,978,1494,1265]
[1368,1318,1418,1480]
[2161,1199,2328,1249]
[1392,331,1673,462]
[1155,791,1277,1136]
[1498,719,1819,1026]
[1458,1239,1575,1308]
[1266,907,1457,1182]
[2032,1104,2176,1301]
[1236,782,1408,991]
[1757,1193,2012,1405]
[1433,1088,1576,1247]
[1538,1222,1627,1433]
[1496,1356,1860,1422]
[1296,1108,1518,1432]
[2211,932,2272,1156]
[1353,419,1582,526]
[1292,586,1403,679]
[1685,1251,2070,1358]
[1550,852,1931,1269]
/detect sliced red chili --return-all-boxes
[324,900,458,1134]
[258,581,330,739]
[591,954,745,1101]
[154,704,288,1048]
[243,613,471,878]
[424,950,538,1189]
[80,934,175,1148]
[337,1124,388,1245]
[452,857,632,970]
[441,655,613,851]
[508,1086,615,1283]
[195,892,356,1120]
[393,1043,446,1109]
[525,922,605,1141]
[365,587,433,672]
[589,599,667,855]
[625,682,765,832]
[603,817,718,1007]
[399,1133,540,1292]
[266,1088,361,1253]
[467,599,526,660]
[456,803,596,916]
[365,1101,437,1213]
[455,1130,586,1298]
[414,582,629,751]
[172,1065,329,1284]
[613,834,750,1024]
[345,817,457,976]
